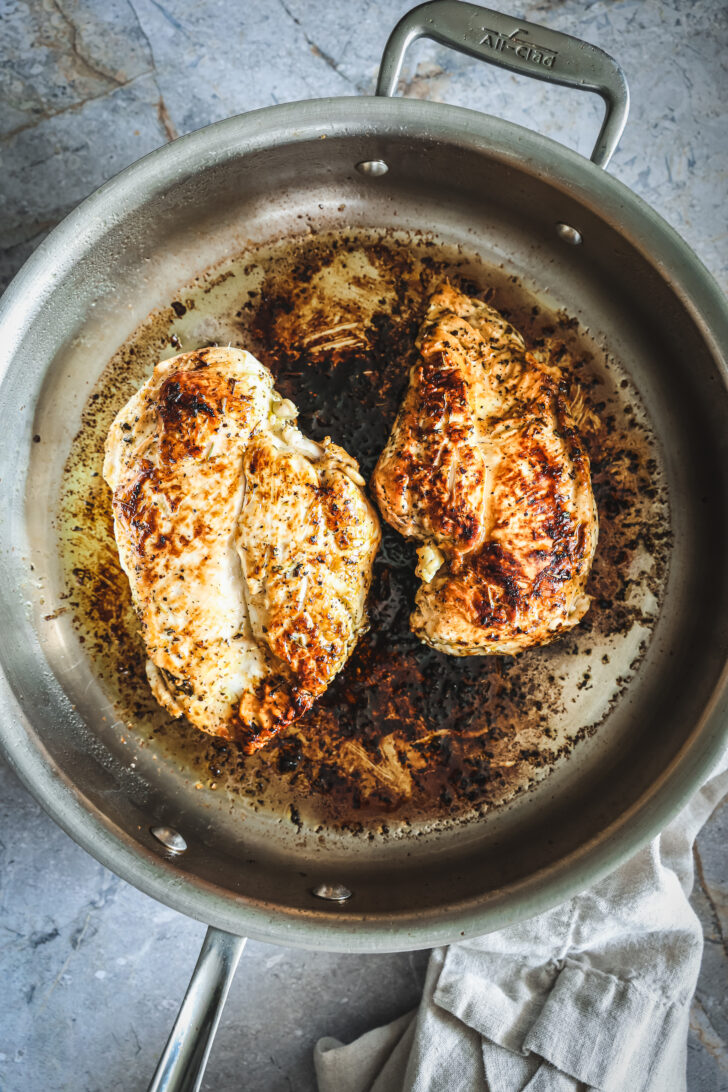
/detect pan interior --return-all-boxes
[5,109,727,937]
[55,226,668,848]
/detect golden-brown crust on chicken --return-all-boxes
[373,349,488,554]
[235,431,381,751]
[372,284,598,656]
[104,346,380,752]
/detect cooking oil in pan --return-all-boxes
[57,229,671,834]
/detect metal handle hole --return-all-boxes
[355,160,389,177]
[150,825,188,854]
[556,223,583,246]
[312,882,352,902]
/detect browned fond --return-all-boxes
[59,232,669,826]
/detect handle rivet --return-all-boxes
[313,882,352,902]
[556,223,583,246]
[355,159,389,177]
[150,825,187,854]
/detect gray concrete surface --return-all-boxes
[1,1,727,1089]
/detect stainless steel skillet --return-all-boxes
[1,3,727,1090]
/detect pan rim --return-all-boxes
[1,95,727,951]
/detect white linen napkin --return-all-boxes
[315,748,728,1092]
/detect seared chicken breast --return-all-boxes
[372,284,597,656]
[104,346,380,751]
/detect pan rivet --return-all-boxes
[556,222,583,246]
[355,159,389,177]
[150,825,187,854]
[312,882,352,902]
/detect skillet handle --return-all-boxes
[147,926,246,1092]
[376,0,629,169]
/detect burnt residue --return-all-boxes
[249,237,425,480]
[57,229,671,832]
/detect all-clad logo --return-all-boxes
[478,26,557,69]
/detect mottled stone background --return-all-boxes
[0,1,726,1090]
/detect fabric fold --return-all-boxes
[315,1011,416,1092]
[433,948,693,1091]
[315,749,728,1092]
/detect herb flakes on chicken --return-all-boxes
[372,284,598,656]
[104,346,380,752]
